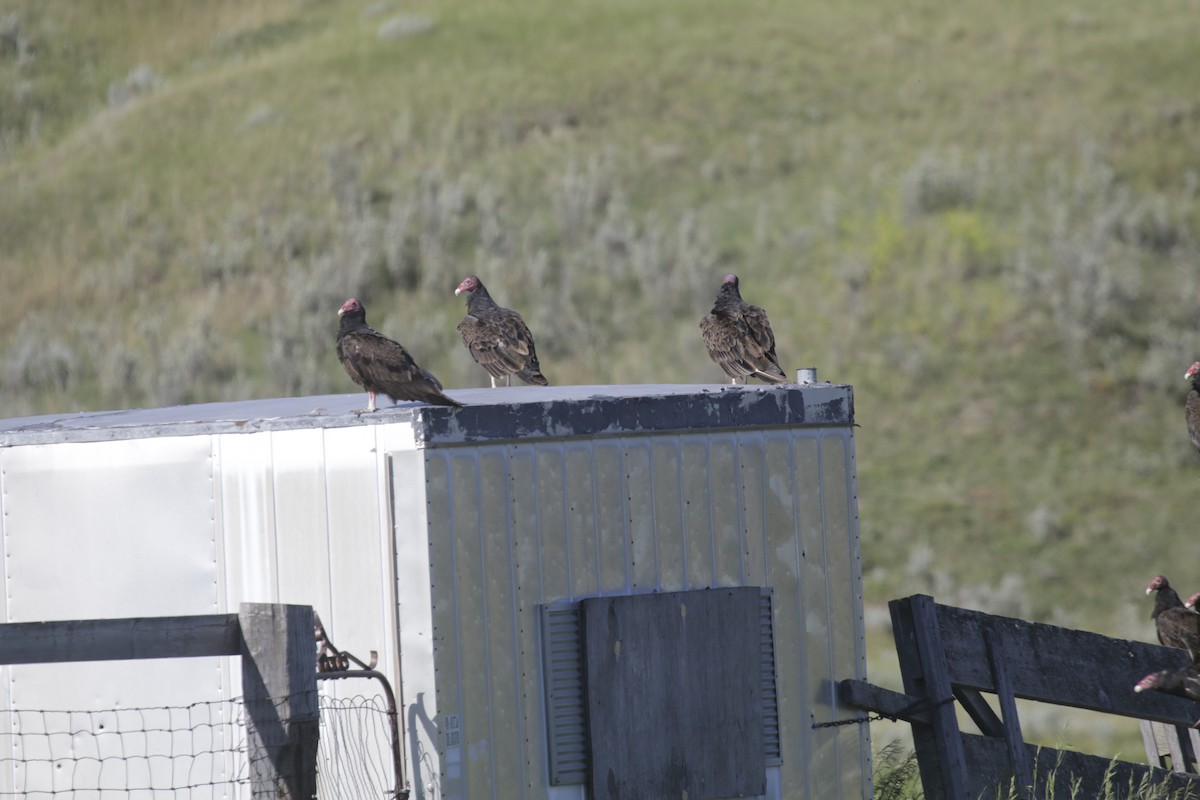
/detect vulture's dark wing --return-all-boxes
[739,304,785,381]
[700,306,786,384]
[1187,388,1200,455]
[1156,606,1200,659]
[337,329,460,407]
[458,308,548,386]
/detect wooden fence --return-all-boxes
[843,594,1200,799]
[0,603,318,799]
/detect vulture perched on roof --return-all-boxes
[1186,362,1200,457]
[454,276,549,387]
[1146,575,1200,659]
[1134,666,1200,702]
[336,298,461,411]
[699,274,787,385]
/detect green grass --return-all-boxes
[4,0,1200,763]
[873,743,1200,800]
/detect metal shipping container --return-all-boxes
[0,382,868,799]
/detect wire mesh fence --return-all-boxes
[0,691,399,798]
[316,694,398,800]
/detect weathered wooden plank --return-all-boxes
[1170,724,1197,774]
[240,603,319,800]
[930,598,1200,726]
[952,687,1004,737]
[985,629,1032,795]
[962,734,1200,799]
[1142,720,1169,769]
[583,588,764,800]
[1142,720,1200,774]
[891,595,970,800]
[837,679,931,725]
[0,613,241,664]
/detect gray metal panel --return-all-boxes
[509,446,552,795]
[422,420,865,799]
[565,445,600,599]
[535,445,569,605]
[449,451,489,797]
[681,438,715,589]
[583,589,765,800]
[593,442,628,594]
[821,432,870,799]
[650,438,686,592]
[709,434,743,586]
[741,433,769,587]
[422,451,463,799]
[763,431,811,797]
[796,433,836,783]
[623,441,657,592]
[480,449,524,796]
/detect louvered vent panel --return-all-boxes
[761,589,782,764]
[540,592,780,783]
[540,603,588,785]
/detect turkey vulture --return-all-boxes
[699,273,787,385]
[454,275,549,387]
[1188,592,1200,611]
[1147,575,1200,658]
[1186,362,1200,457]
[336,298,461,410]
[1134,666,1200,702]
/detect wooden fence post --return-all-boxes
[890,595,969,800]
[240,603,319,800]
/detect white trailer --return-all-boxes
[0,383,869,799]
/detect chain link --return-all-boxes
[811,694,954,729]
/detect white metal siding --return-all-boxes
[214,425,412,692]
[421,428,867,800]
[391,449,440,799]
[0,421,419,797]
[0,437,228,796]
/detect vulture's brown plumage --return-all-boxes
[336,298,461,410]
[1186,362,1200,457]
[1147,575,1200,659]
[454,276,549,387]
[699,274,786,385]
[1134,666,1200,702]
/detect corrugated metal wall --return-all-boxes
[422,428,868,800]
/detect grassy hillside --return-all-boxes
[4,0,1200,759]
